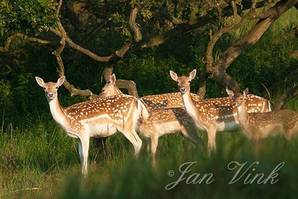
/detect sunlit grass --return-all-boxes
[1,120,298,198]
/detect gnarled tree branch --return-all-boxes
[129,7,142,42]
[274,85,298,110]
[205,0,297,94]
[140,0,269,48]
[52,38,96,98]
[49,1,145,62]
[49,0,143,98]
[102,67,139,97]
[0,33,50,53]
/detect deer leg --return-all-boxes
[284,128,292,141]
[252,137,262,155]
[207,126,217,152]
[79,136,90,176]
[121,130,143,157]
[180,126,202,145]
[150,134,159,167]
[285,123,298,140]
[146,138,151,153]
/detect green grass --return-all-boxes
[1,120,298,199]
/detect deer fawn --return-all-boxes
[100,74,201,165]
[170,69,271,151]
[235,89,298,141]
[35,76,148,175]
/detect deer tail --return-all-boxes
[137,99,150,121]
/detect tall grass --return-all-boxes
[1,121,298,198]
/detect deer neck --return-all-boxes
[49,97,70,130]
[236,103,250,127]
[181,90,200,122]
[99,87,123,98]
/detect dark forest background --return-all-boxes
[0,0,297,126]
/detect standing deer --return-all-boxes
[226,88,271,113]
[142,87,271,113]
[100,74,202,165]
[169,69,271,151]
[235,90,298,141]
[35,76,148,175]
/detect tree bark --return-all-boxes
[0,33,50,53]
[53,38,96,98]
[205,0,298,94]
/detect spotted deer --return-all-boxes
[235,90,298,141]
[99,74,122,98]
[170,69,271,151]
[141,88,271,113]
[226,88,271,113]
[35,76,148,175]
[100,74,201,165]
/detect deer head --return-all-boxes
[226,88,235,98]
[234,88,249,109]
[169,69,197,95]
[99,73,122,97]
[227,88,249,98]
[35,76,65,101]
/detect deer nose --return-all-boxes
[180,87,186,93]
[47,93,54,98]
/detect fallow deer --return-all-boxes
[35,76,148,175]
[170,69,271,151]
[100,74,201,164]
[235,90,298,141]
[141,87,271,113]
[226,88,271,113]
[99,74,122,98]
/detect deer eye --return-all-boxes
[56,87,59,89]
[107,81,111,83]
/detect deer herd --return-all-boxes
[35,69,298,175]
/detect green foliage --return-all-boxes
[0,0,57,36]
[228,9,298,99]
[0,80,12,109]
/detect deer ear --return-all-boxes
[56,76,65,87]
[169,70,178,81]
[35,76,45,87]
[189,69,197,80]
[226,88,234,97]
[243,88,249,96]
[110,74,116,84]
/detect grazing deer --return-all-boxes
[100,74,201,164]
[170,69,271,151]
[235,90,298,141]
[35,76,148,175]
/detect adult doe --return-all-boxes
[170,69,271,151]
[235,90,298,141]
[99,73,201,165]
[35,76,148,175]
